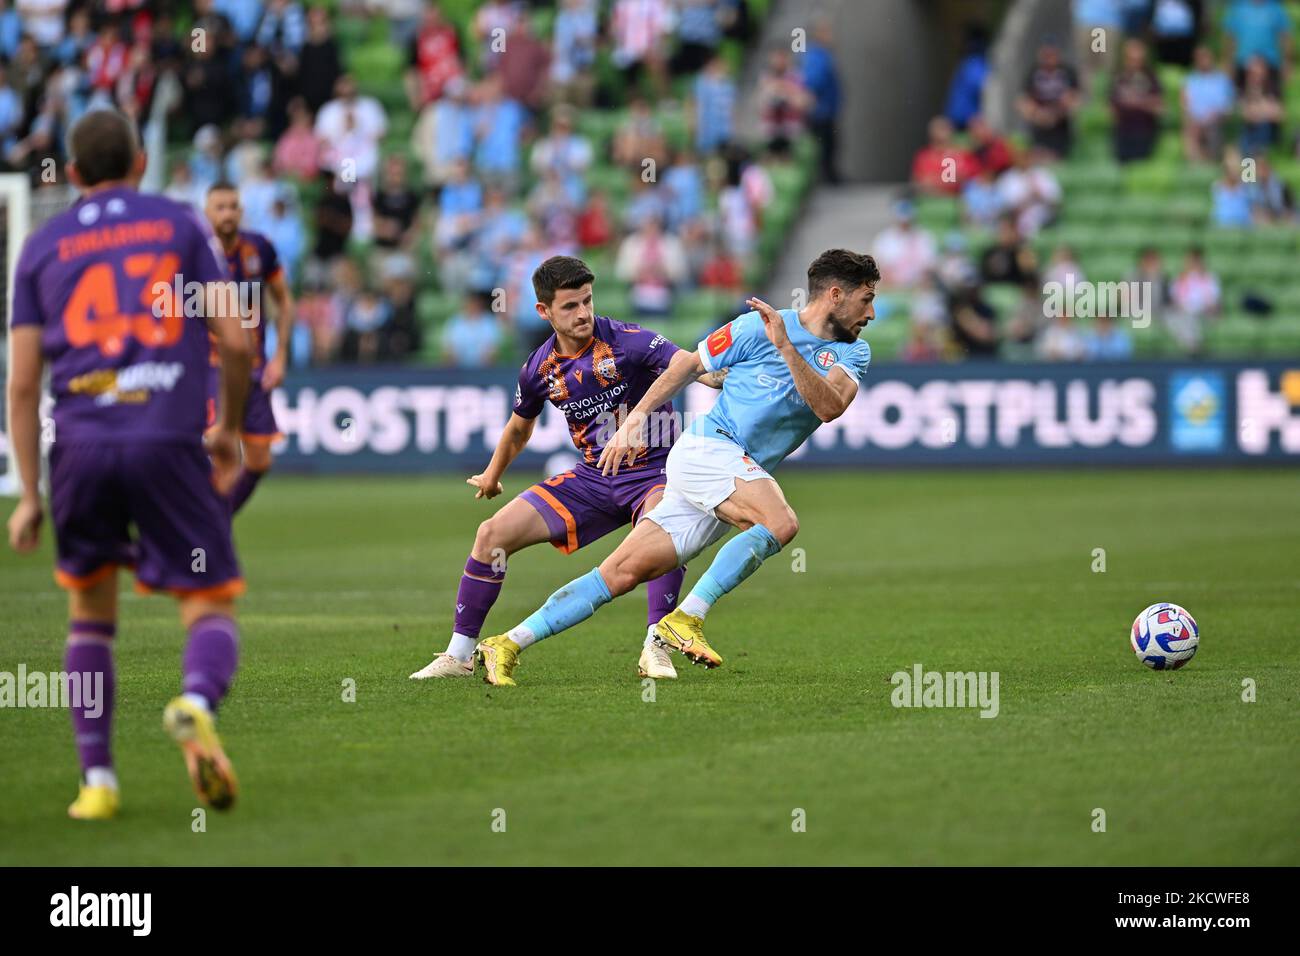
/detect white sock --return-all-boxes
[679,593,712,619]
[507,624,538,650]
[445,633,477,662]
[182,691,211,714]
[644,626,658,648]
[85,766,118,790]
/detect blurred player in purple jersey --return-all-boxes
[203,182,295,514]
[410,256,724,682]
[5,110,253,819]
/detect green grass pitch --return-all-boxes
[1,469,1297,865]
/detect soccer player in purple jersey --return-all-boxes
[5,110,253,820]
[410,255,723,682]
[203,182,295,514]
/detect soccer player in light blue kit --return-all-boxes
[476,249,879,684]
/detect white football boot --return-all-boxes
[638,639,678,680]
[409,654,476,679]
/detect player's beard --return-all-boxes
[828,303,860,342]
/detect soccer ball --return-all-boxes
[1130,602,1199,670]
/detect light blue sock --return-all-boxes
[683,524,782,616]
[512,568,613,647]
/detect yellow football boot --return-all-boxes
[163,696,238,810]
[67,784,120,821]
[653,609,723,668]
[476,635,522,686]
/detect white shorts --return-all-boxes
[642,432,773,564]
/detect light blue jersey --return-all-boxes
[691,309,871,471]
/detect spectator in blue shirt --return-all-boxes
[1212,160,1255,227]
[691,54,737,154]
[1182,44,1234,161]
[215,0,266,45]
[663,145,706,231]
[473,74,529,189]
[441,291,505,369]
[1223,0,1293,81]
[802,18,843,183]
[257,0,307,56]
[1151,0,1200,67]
[1084,313,1135,360]
[673,0,724,76]
[945,25,989,131]
[0,0,20,62]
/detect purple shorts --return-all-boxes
[49,441,244,598]
[520,462,668,554]
[207,367,281,442]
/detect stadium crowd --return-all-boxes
[899,0,1299,361]
[1,0,850,369]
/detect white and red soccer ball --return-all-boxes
[1131,602,1199,670]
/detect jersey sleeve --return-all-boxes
[697,311,762,373]
[618,321,681,374]
[512,357,547,419]
[833,340,872,383]
[9,238,44,330]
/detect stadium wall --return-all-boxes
[5,362,1291,475]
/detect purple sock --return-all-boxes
[182,615,240,710]
[454,556,505,640]
[66,621,116,774]
[646,566,685,628]
[229,469,265,514]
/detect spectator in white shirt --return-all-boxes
[315,74,388,180]
[1169,247,1221,353]
[873,200,938,291]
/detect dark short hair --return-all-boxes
[532,255,595,307]
[68,109,139,187]
[207,180,239,196]
[807,249,880,299]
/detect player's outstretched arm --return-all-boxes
[599,349,704,476]
[749,296,858,423]
[6,326,45,552]
[469,413,537,499]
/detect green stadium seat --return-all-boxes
[1130,323,1177,358]
[1262,317,1300,356]
[1204,315,1265,356]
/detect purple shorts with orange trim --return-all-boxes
[520,462,668,554]
[49,441,243,598]
[207,367,282,441]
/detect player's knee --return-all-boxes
[598,559,640,598]
[768,508,799,546]
[473,516,513,559]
